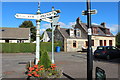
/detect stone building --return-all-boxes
[54,17,115,52]
[0,27,31,43]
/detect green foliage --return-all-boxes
[19,21,36,42]
[116,32,120,48]
[38,50,51,68]
[46,28,52,32]
[1,43,36,53]
[1,42,62,53]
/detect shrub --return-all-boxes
[38,50,51,69]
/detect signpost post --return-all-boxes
[82,0,97,80]
[15,2,60,65]
[51,7,60,64]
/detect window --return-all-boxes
[85,40,94,46]
[70,29,74,37]
[76,30,81,37]
[93,27,98,34]
[109,40,112,46]
[17,40,20,43]
[92,40,94,46]
[106,29,110,35]
[73,40,77,48]
[86,41,88,46]
[100,40,103,46]
[5,40,9,43]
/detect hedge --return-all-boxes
[1,42,62,53]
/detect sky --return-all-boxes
[1,2,119,35]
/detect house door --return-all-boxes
[109,40,112,46]
[104,40,106,46]
[5,40,9,43]
[100,40,103,46]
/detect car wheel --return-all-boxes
[106,55,110,60]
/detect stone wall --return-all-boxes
[66,39,87,52]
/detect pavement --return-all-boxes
[1,52,120,79]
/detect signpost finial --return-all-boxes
[37,2,41,14]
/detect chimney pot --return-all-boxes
[100,22,106,28]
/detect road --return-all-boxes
[1,52,120,79]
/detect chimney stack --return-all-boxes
[76,17,81,23]
[56,25,60,30]
[100,22,106,28]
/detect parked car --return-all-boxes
[94,46,120,60]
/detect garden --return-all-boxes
[26,50,63,79]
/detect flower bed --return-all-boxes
[26,62,62,79]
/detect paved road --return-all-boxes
[1,52,120,79]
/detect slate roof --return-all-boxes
[80,23,114,36]
[46,31,52,40]
[75,17,114,36]
[59,28,86,39]
[57,18,114,39]
[0,27,30,40]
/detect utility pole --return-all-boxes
[82,0,97,80]
[86,0,93,80]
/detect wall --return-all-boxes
[66,36,115,52]
[66,39,87,52]
[54,28,64,51]
[0,40,5,43]
[0,40,30,43]
[92,36,115,52]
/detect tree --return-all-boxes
[46,28,52,32]
[19,21,36,42]
[116,32,120,48]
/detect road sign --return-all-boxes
[42,18,53,23]
[15,11,58,19]
[52,15,60,26]
[82,9,97,15]
[15,14,37,19]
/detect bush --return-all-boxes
[38,50,51,69]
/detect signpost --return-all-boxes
[82,0,97,80]
[51,7,60,64]
[15,2,60,65]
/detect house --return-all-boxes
[0,27,31,43]
[54,17,115,52]
[42,31,52,42]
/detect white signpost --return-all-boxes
[15,11,57,20]
[15,2,60,65]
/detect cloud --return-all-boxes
[92,23,99,25]
[107,24,118,35]
[40,21,76,34]
[42,24,51,28]
[59,22,76,28]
